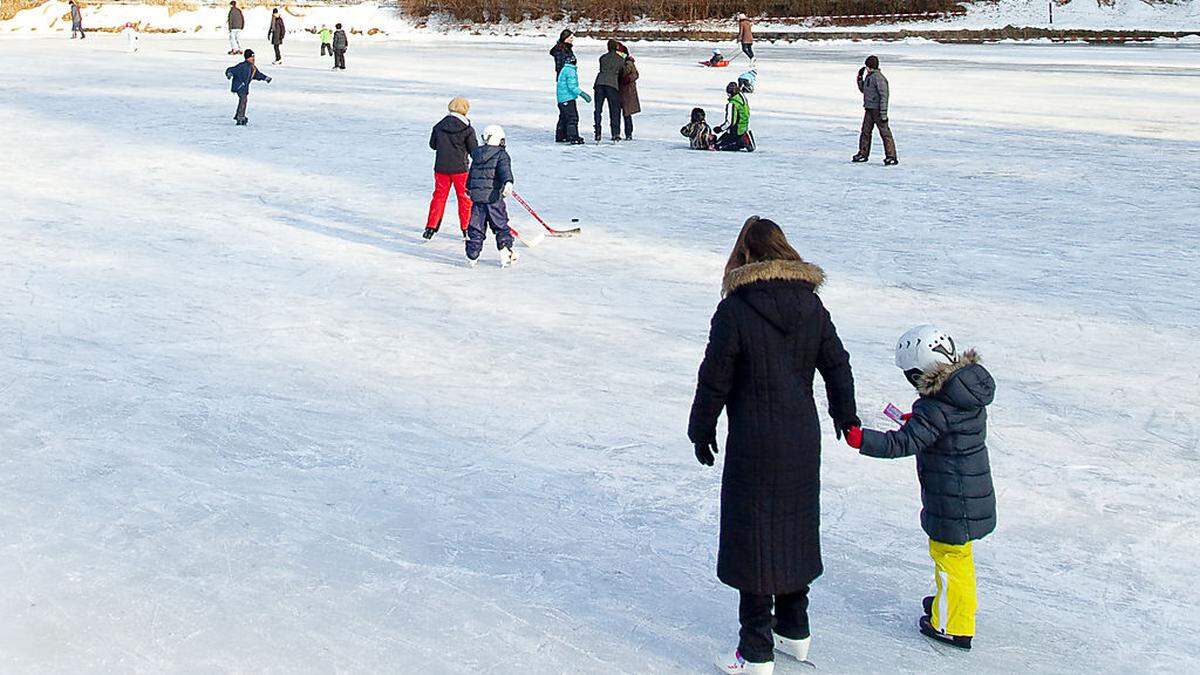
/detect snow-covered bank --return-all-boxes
[4,0,1199,38]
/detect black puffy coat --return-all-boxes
[429,114,478,175]
[689,259,858,595]
[466,145,513,204]
[860,350,996,545]
[550,42,575,75]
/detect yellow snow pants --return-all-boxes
[929,539,977,637]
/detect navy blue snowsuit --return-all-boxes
[465,144,514,260]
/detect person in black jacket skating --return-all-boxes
[424,97,478,241]
[690,217,858,673]
[268,8,286,64]
[224,50,271,126]
[332,23,348,70]
[845,325,995,650]
[464,125,518,268]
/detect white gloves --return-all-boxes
[502,182,514,198]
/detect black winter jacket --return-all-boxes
[466,145,513,204]
[689,259,858,595]
[860,350,997,545]
[332,29,348,51]
[550,42,575,75]
[429,114,478,175]
[595,49,625,89]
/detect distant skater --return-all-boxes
[556,58,591,145]
[424,97,478,241]
[268,8,286,65]
[225,49,272,126]
[617,43,640,141]
[123,22,139,53]
[227,1,244,55]
[593,40,625,143]
[332,23,348,70]
[737,13,754,60]
[69,0,85,39]
[550,29,576,142]
[852,55,898,165]
[319,26,333,57]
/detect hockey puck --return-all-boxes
[571,218,579,222]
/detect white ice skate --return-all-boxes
[715,650,773,675]
[773,633,811,662]
[500,247,519,268]
[466,258,479,269]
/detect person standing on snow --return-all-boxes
[332,23,348,70]
[268,8,286,65]
[69,0,85,40]
[617,43,641,141]
[737,13,754,60]
[556,59,591,145]
[714,82,754,152]
[593,39,626,143]
[227,1,244,55]
[464,126,518,268]
[690,216,858,674]
[423,97,478,241]
[852,55,898,165]
[225,49,272,126]
[844,326,995,651]
[550,29,576,142]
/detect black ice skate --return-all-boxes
[919,616,972,650]
[421,227,437,241]
[851,154,869,163]
[884,157,899,166]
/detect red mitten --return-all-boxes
[846,426,863,449]
[901,413,912,421]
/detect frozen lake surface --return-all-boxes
[1,35,1198,672]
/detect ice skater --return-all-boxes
[332,23,348,70]
[69,0,85,39]
[464,125,518,268]
[227,1,244,55]
[592,40,625,143]
[844,326,996,650]
[852,55,898,165]
[556,58,591,145]
[714,82,754,152]
[268,8,286,65]
[224,49,272,126]
[617,43,640,141]
[737,13,754,60]
[424,97,478,241]
[319,26,333,57]
[122,22,139,53]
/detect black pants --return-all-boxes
[321,43,332,56]
[334,49,346,69]
[557,100,580,142]
[739,588,810,663]
[273,43,282,62]
[593,85,620,141]
[716,129,754,152]
[622,114,634,140]
[235,92,249,121]
[742,43,754,59]
[858,108,897,159]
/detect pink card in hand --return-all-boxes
[883,403,906,425]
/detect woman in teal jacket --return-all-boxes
[555,62,592,145]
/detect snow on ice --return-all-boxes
[0,30,1198,673]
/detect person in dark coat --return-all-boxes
[593,39,626,142]
[423,97,478,241]
[550,29,577,142]
[332,23,348,70]
[224,49,271,126]
[464,125,518,268]
[690,217,858,673]
[268,8,286,64]
[227,1,244,54]
[852,55,898,165]
[69,0,85,39]
[616,43,640,141]
[845,326,995,650]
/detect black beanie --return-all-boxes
[865,55,880,69]
[243,48,254,59]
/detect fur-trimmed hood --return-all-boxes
[722,259,825,297]
[918,349,995,409]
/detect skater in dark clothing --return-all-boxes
[332,23,348,70]
[853,55,898,165]
[681,107,717,150]
[690,216,857,673]
[69,0,85,39]
[550,29,578,142]
[617,43,640,141]
[268,8,286,64]
[464,125,518,268]
[593,39,626,142]
[715,82,754,152]
[844,326,995,650]
[424,97,478,240]
[737,13,754,60]
[225,49,271,126]
[556,61,592,145]
[227,1,244,54]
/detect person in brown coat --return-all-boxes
[617,43,641,141]
[737,13,754,59]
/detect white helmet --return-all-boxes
[895,325,958,380]
[482,124,505,146]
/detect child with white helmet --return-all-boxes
[464,125,518,268]
[844,325,996,651]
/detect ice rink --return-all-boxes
[1,34,1198,672]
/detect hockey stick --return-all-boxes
[513,192,581,237]
[509,224,545,248]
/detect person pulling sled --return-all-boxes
[464,125,519,268]
[714,82,754,152]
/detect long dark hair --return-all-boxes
[724,216,803,277]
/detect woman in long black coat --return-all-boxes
[689,217,858,672]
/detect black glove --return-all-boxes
[834,417,862,441]
[713,125,723,135]
[265,77,272,83]
[694,439,719,466]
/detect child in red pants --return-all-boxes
[423,97,478,241]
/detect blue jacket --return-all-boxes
[556,63,588,104]
[467,145,513,204]
[225,61,268,94]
